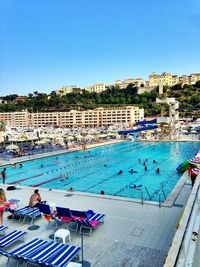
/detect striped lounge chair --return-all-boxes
[71,209,105,236]
[0,225,8,236]
[0,238,48,267]
[0,230,27,249]
[3,239,81,267]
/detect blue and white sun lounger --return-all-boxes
[39,243,81,267]
[22,207,41,225]
[1,238,48,267]
[12,206,30,222]
[26,241,64,264]
[0,230,27,248]
[0,239,81,267]
[86,210,105,223]
[0,225,8,235]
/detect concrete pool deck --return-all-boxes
[0,179,192,267]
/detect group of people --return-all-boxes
[0,188,42,225]
[11,163,23,168]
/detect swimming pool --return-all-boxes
[4,141,200,202]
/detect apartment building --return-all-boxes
[0,112,29,128]
[56,85,79,96]
[115,78,146,89]
[148,72,200,87]
[0,106,144,128]
[149,72,173,87]
[84,83,110,93]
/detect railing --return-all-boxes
[164,179,200,267]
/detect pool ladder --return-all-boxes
[141,187,166,207]
[158,188,166,207]
[141,186,151,204]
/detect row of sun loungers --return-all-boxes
[8,203,105,236]
[0,202,106,266]
[39,203,105,235]
[0,230,81,267]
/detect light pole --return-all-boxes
[79,233,91,267]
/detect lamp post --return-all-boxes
[79,233,91,267]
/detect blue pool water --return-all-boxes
[3,141,200,202]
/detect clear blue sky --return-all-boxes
[0,0,200,96]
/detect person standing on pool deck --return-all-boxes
[191,173,197,187]
[1,168,6,184]
[0,188,7,225]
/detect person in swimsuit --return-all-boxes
[1,168,6,184]
[0,188,7,225]
[29,189,42,207]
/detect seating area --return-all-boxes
[0,197,106,266]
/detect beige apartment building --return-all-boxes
[149,72,200,87]
[0,106,144,128]
[149,72,173,87]
[56,85,79,96]
[115,78,146,89]
[84,83,110,93]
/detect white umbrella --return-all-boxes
[85,134,94,139]
[41,138,51,143]
[6,144,19,150]
[99,134,107,138]
[65,136,74,141]
[35,139,50,145]
[75,134,84,140]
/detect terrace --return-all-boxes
[0,177,194,267]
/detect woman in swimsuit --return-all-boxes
[0,188,7,225]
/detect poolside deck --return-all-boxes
[0,180,192,267]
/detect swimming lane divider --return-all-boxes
[32,176,61,187]
[8,173,44,185]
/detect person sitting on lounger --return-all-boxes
[29,189,42,207]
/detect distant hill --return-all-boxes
[0,81,199,117]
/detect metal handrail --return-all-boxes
[141,191,144,205]
[158,188,166,207]
[144,186,151,200]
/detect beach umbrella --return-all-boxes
[66,136,74,140]
[85,134,94,139]
[5,144,19,150]
[188,157,200,165]
[75,134,84,140]
[99,134,107,138]
[41,138,51,143]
